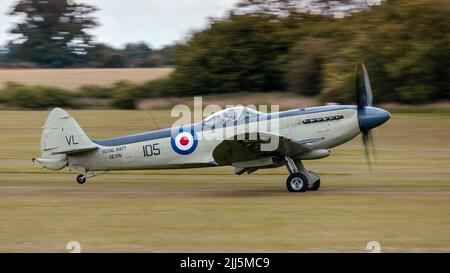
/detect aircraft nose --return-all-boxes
[358,106,391,132]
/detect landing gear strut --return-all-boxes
[76,174,87,184]
[284,157,320,192]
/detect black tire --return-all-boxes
[286,173,308,192]
[76,174,86,185]
[309,179,320,191]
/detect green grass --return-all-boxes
[0,110,449,252]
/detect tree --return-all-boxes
[9,0,98,67]
[170,14,293,95]
[122,42,153,67]
[157,45,175,66]
[320,0,450,103]
[285,38,332,96]
[138,54,165,67]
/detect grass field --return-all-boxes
[0,68,174,90]
[0,110,449,252]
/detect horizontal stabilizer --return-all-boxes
[51,144,98,155]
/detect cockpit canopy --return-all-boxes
[203,106,263,127]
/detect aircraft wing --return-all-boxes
[212,131,322,167]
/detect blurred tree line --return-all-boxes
[0,0,173,68]
[87,43,174,68]
[0,0,449,108]
[170,0,450,104]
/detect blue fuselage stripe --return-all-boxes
[93,128,172,146]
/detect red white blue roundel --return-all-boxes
[171,127,198,155]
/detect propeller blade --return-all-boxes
[354,63,373,108]
[362,130,372,170]
[353,63,388,169]
[369,130,376,161]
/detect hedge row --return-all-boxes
[0,79,173,109]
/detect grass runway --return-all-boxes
[0,110,449,252]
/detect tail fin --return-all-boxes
[34,108,98,170]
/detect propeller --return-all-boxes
[354,63,390,168]
[355,63,373,109]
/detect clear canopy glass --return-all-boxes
[203,106,263,127]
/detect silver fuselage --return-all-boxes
[67,105,361,172]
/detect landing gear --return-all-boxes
[284,157,321,193]
[286,173,308,192]
[74,171,108,185]
[76,174,87,184]
[308,179,320,191]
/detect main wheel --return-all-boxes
[286,173,308,192]
[308,179,321,191]
[76,174,87,184]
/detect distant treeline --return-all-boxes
[0,0,449,108]
[0,42,174,69]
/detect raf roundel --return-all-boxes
[171,128,198,155]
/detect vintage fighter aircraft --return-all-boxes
[33,64,390,192]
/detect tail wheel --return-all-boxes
[286,173,308,192]
[76,174,87,185]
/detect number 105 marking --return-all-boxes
[143,143,160,157]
